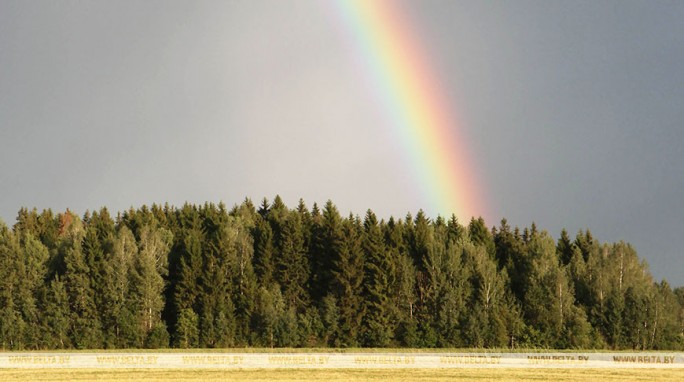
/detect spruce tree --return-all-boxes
[330,215,365,347]
[111,226,138,347]
[311,200,344,301]
[0,223,25,349]
[131,226,172,347]
[468,216,495,257]
[424,221,470,347]
[557,228,575,265]
[17,233,50,348]
[276,212,310,312]
[226,215,257,346]
[253,218,276,287]
[41,276,71,349]
[361,210,395,347]
[172,226,203,346]
[198,217,238,348]
[61,214,104,349]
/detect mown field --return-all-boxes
[2,349,681,381]
[0,368,681,382]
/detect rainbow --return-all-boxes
[332,0,487,220]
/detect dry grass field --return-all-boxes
[0,368,681,382]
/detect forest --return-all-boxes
[0,197,682,350]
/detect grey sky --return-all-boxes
[1,1,682,285]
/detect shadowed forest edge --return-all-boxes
[0,197,682,350]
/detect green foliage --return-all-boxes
[253,219,275,287]
[330,216,365,347]
[276,212,310,311]
[0,200,680,350]
[174,308,198,348]
[361,211,395,347]
[131,226,172,347]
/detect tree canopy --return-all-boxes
[0,201,681,350]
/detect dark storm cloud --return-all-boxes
[1,0,682,284]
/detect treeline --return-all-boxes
[0,197,682,350]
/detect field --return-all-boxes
[0,368,682,382]
[1,349,681,381]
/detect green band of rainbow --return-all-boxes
[332,0,486,220]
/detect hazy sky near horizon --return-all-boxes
[1,1,682,285]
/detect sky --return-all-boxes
[1,1,682,285]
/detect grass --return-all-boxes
[5,347,659,353]
[0,368,681,382]
[2,349,681,381]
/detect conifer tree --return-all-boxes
[468,217,495,257]
[253,218,276,287]
[330,215,365,347]
[409,210,431,269]
[83,209,123,347]
[41,276,71,349]
[446,214,466,244]
[394,249,418,346]
[494,220,528,302]
[131,226,172,347]
[557,229,575,265]
[17,233,50,348]
[199,214,240,348]
[172,225,204,345]
[110,226,138,347]
[361,210,395,347]
[310,200,343,301]
[61,214,104,349]
[0,223,25,349]
[424,221,470,347]
[0,202,680,350]
[276,212,310,312]
[226,215,257,346]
